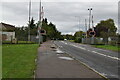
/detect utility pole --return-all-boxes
[88,8,92,30]
[28,0,31,41]
[78,18,80,37]
[92,15,94,31]
[85,19,87,38]
[38,0,41,46]
[38,0,44,46]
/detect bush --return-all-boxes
[74,37,82,43]
[108,41,117,46]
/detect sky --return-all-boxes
[0,0,119,35]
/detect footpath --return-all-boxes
[35,41,105,79]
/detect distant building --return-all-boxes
[0,22,15,41]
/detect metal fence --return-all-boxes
[82,37,119,45]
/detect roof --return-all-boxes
[0,22,15,32]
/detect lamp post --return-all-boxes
[38,0,44,46]
[38,0,42,46]
[28,0,31,41]
[92,15,94,31]
[88,8,92,30]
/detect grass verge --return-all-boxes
[93,45,120,52]
[69,40,75,42]
[2,41,36,44]
[2,44,38,78]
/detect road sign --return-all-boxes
[89,31,96,36]
[40,29,46,35]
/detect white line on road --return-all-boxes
[60,41,119,60]
[92,51,120,60]
[70,44,86,50]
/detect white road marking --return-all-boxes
[100,73,108,76]
[61,41,67,44]
[70,44,86,50]
[60,41,119,60]
[56,48,64,54]
[92,51,120,60]
[58,57,74,60]
[78,47,86,50]
[87,50,90,51]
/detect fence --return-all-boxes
[82,37,119,45]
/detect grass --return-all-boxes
[93,45,120,52]
[17,41,35,44]
[2,44,38,78]
[2,41,36,44]
[69,40,75,42]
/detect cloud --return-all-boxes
[1,1,119,35]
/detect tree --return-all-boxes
[74,31,85,43]
[15,17,62,42]
[15,26,28,41]
[95,19,117,37]
[74,31,85,38]
[63,34,74,40]
[29,17,37,35]
[29,17,36,29]
[41,18,62,40]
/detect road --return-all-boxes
[54,40,119,79]
[35,41,105,78]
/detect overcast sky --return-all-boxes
[0,0,119,35]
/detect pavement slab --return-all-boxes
[35,41,105,79]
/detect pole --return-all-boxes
[28,0,31,41]
[88,9,90,30]
[39,0,41,22]
[79,18,80,37]
[38,0,44,46]
[38,0,41,46]
[92,15,94,31]
[85,19,87,38]
[88,8,92,30]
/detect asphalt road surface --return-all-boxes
[54,40,119,79]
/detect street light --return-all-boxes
[28,0,31,41]
[88,8,92,30]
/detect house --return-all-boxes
[0,22,15,41]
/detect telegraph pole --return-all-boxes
[38,0,41,46]
[78,18,80,37]
[28,0,31,41]
[38,0,44,46]
[85,19,87,38]
[92,15,94,31]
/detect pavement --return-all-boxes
[35,41,105,79]
[54,41,119,79]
